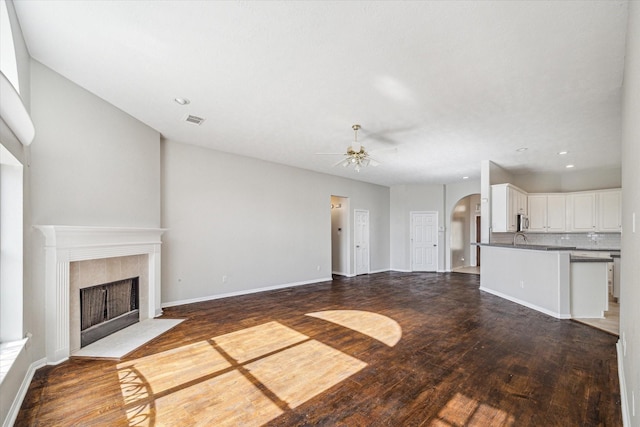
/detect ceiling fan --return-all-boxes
[318,124,380,172]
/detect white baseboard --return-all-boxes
[4,357,46,427]
[162,276,333,308]
[390,269,444,273]
[479,286,571,320]
[617,341,631,426]
[336,269,391,276]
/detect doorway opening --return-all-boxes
[450,194,481,275]
[331,196,350,277]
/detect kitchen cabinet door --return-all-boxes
[491,184,527,232]
[527,194,566,232]
[516,190,528,216]
[509,187,519,231]
[546,195,566,232]
[598,190,622,232]
[527,195,547,232]
[570,193,597,232]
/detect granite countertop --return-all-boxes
[479,243,621,253]
[480,243,576,251]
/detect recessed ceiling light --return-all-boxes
[516,147,528,152]
[174,97,190,105]
[566,164,575,168]
[462,176,469,180]
[558,151,568,155]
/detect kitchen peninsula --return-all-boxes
[480,244,613,319]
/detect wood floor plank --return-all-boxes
[16,272,622,426]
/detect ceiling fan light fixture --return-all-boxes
[340,124,375,172]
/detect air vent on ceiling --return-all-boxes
[183,114,205,126]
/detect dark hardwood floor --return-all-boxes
[16,272,622,426]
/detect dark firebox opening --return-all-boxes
[80,277,139,347]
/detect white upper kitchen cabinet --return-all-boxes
[491,184,527,232]
[546,195,567,232]
[528,195,548,232]
[569,192,597,232]
[598,189,622,232]
[528,194,566,232]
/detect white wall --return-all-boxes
[512,167,622,193]
[620,1,640,424]
[480,246,571,319]
[390,180,481,272]
[27,61,161,361]
[390,184,444,271]
[29,61,161,227]
[160,139,390,305]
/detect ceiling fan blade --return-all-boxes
[359,125,417,146]
[332,157,350,167]
[369,146,398,155]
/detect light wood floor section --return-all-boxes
[452,266,480,275]
[573,301,620,336]
[16,272,622,426]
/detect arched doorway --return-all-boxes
[450,193,481,274]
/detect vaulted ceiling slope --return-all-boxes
[14,1,627,186]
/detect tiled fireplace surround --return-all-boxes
[36,226,165,365]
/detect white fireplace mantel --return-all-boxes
[35,225,166,364]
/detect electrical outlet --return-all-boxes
[222,275,228,284]
[317,265,321,271]
[520,280,524,289]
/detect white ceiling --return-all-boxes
[14,1,627,186]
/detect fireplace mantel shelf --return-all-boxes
[35,225,166,365]
[35,225,167,247]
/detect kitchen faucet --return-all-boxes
[513,232,528,245]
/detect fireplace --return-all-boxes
[35,226,166,364]
[80,277,140,347]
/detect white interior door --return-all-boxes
[411,211,438,272]
[354,209,370,275]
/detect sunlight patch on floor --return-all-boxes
[246,340,367,409]
[431,392,515,426]
[117,340,230,403]
[213,321,308,363]
[116,315,375,426]
[153,370,284,426]
[306,310,402,346]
